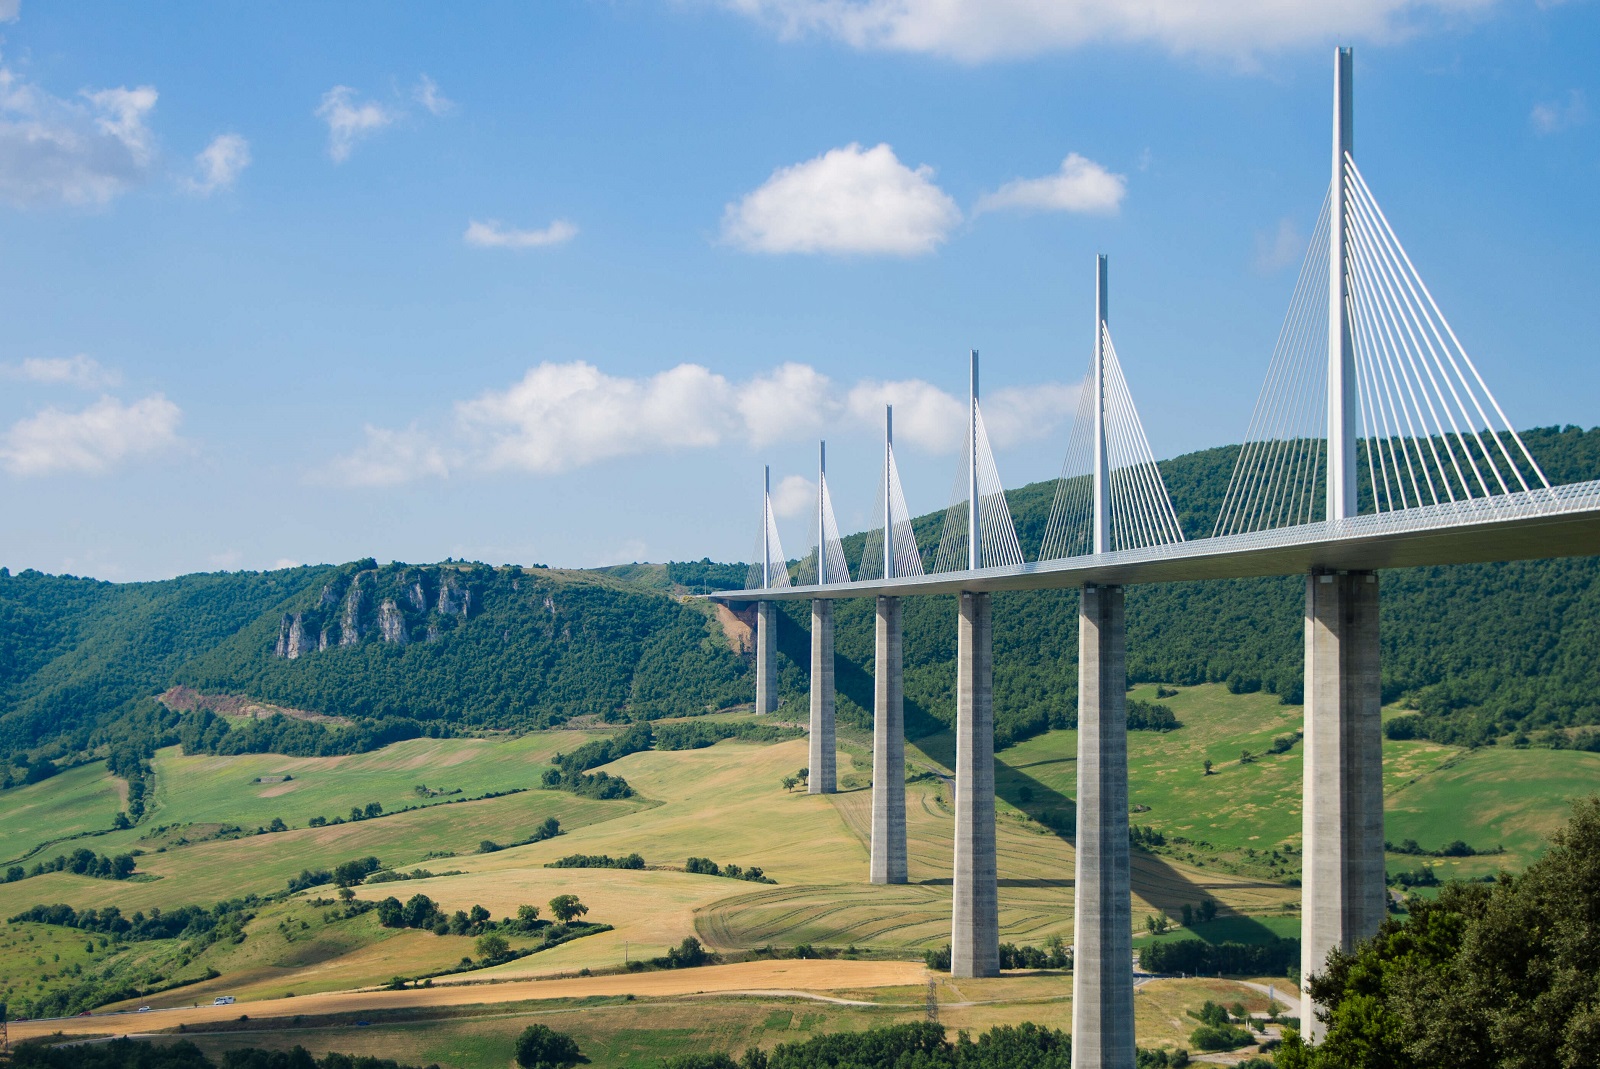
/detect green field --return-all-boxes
[2,680,1594,1058]
[0,761,126,864]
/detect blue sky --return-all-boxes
[0,0,1595,580]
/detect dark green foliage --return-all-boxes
[683,857,774,883]
[9,899,256,942]
[1280,794,1600,1068]
[515,1024,582,1069]
[18,847,136,881]
[540,766,633,798]
[547,853,645,869]
[662,935,707,968]
[12,1038,216,1069]
[750,1020,1074,1069]
[10,1039,439,1069]
[548,894,588,922]
[552,722,654,773]
[2,428,1597,763]
[1139,937,1299,977]
[1188,1025,1255,1052]
[1126,700,1180,732]
[653,719,803,749]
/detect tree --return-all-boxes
[337,886,355,903]
[517,903,540,925]
[548,894,588,923]
[515,1024,582,1069]
[1279,794,1600,1068]
[781,776,798,792]
[475,932,510,964]
[797,767,809,783]
[1203,759,1214,776]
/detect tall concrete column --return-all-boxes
[809,599,837,794]
[755,601,778,714]
[870,596,907,883]
[1302,570,1384,1041]
[952,591,999,978]
[1073,583,1134,1069]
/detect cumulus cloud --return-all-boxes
[320,425,450,487]
[184,132,250,194]
[464,218,579,248]
[0,394,182,475]
[722,142,960,256]
[772,473,817,518]
[720,0,1499,61]
[316,86,394,162]
[975,153,1125,216]
[414,75,453,116]
[2,354,121,389]
[326,359,1078,486]
[1531,89,1587,135]
[0,63,159,206]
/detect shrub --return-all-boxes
[1188,1025,1254,1052]
[514,1024,581,1069]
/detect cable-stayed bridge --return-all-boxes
[707,49,1600,1066]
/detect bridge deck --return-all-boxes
[709,480,1600,601]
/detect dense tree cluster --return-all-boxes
[1280,795,1600,1068]
[0,427,1595,763]
[6,847,136,882]
[8,899,256,943]
[10,1039,438,1069]
[1139,936,1300,977]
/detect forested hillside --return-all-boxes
[0,426,1596,767]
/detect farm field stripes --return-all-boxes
[0,761,127,864]
[8,958,930,1043]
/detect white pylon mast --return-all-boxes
[1328,47,1356,522]
[817,441,828,586]
[763,464,771,589]
[884,406,895,581]
[1093,255,1111,555]
[968,349,981,571]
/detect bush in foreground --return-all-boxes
[515,1024,583,1069]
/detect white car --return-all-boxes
[213,996,236,1006]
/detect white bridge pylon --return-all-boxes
[751,261,1183,591]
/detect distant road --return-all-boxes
[10,959,927,1043]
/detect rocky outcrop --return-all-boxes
[378,599,409,645]
[340,573,370,646]
[438,574,472,617]
[407,578,428,613]
[274,613,311,659]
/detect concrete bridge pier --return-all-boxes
[870,596,908,883]
[809,599,837,793]
[1072,582,1134,1069]
[1302,570,1385,1040]
[756,600,778,714]
[952,590,999,977]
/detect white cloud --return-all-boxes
[1253,217,1304,273]
[315,86,395,163]
[327,360,1078,485]
[464,218,579,248]
[1531,89,1587,135]
[320,425,450,487]
[185,132,250,194]
[982,383,1081,448]
[737,363,835,446]
[2,354,121,389]
[722,142,960,256]
[0,394,181,475]
[414,75,453,116]
[845,378,967,452]
[772,473,817,518]
[720,0,1498,61]
[975,153,1125,216]
[0,63,158,206]
[0,1,19,23]
[458,361,734,475]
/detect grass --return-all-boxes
[3,680,1594,1024]
[0,761,126,864]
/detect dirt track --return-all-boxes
[11,959,927,1043]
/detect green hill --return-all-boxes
[1,427,1598,773]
